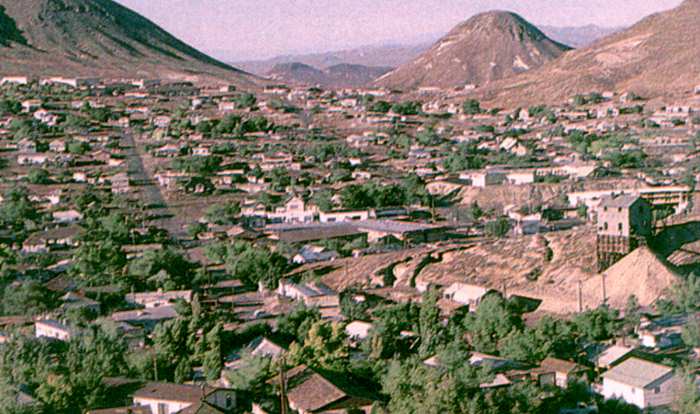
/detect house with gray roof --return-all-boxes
[600,357,681,409]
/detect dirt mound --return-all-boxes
[581,246,678,310]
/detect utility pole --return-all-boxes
[279,357,288,414]
[578,280,583,313]
[153,354,158,382]
[601,274,607,305]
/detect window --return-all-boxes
[618,223,622,231]
[654,387,660,394]
[604,222,608,230]
[158,403,170,414]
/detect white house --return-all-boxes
[292,245,338,264]
[35,320,73,342]
[125,290,192,309]
[345,321,373,342]
[319,209,371,223]
[601,358,681,409]
[1,76,30,85]
[133,382,235,414]
[267,196,318,224]
[595,345,633,369]
[53,210,83,224]
[443,283,491,309]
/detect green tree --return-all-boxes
[485,217,511,238]
[288,321,349,372]
[463,99,482,115]
[128,248,197,290]
[26,168,51,185]
[202,323,224,380]
[464,294,520,354]
[418,289,444,358]
[1,281,56,317]
[224,353,274,396]
[572,306,620,341]
[223,242,289,289]
[276,303,321,344]
[204,202,241,225]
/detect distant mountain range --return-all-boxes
[0,0,253,85]
[232,22,619,89]
[376,11,571,90]
[233,42,432,77]
[268,62,393,88]
[479,0,700,105]
[540,25,622,48]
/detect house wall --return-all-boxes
[601,378,645,408]
[644,373,681,408]
[133,397,192,414]
[35,323,70,341]
[319,210,370,223]
[597,206,631,237]
[204,389,237,411]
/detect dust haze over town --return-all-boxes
[1,0,700,413]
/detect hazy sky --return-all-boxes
[115,0,684,61]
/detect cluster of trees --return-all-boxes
[220,289,647,413]
[0,298,228,414]
[364,99,422,115]
[340,176,430,209]
[204,241,290,289]
[191,113,273,137]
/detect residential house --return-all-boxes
[601,358,681,409]
[111,172,131,194]
[273,365,375,414]
[21,225,80,253]
[637,315,686,349]
[18,138,37,153]
[125,290,193,309]
[594,344,634,369]
[442,283,492,310]
[49,139,66,153]
[53,209,83,224]
[60,292,101,314]
[319,209,371,223]
[1,76,31,85]
[357,220,448,244]
[133,382,236,414]
[267,196,318,224]
[35,320,74,342]
[292,245,338,264]
[345,321,373,342]
[17,153,51,166]
[21,99,42,112]
[111,305,178,332]
[538,357,587,388]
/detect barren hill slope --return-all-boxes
[0,0,254,84]
[480,0,700,106]
[375,11,570,90]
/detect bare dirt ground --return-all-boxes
[299,226,683,315]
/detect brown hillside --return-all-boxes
[0,0,255,85]
[479,0,700,106]
[375,11,570,90]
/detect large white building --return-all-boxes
[601,358,681,409]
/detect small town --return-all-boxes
[1,1,700,413]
